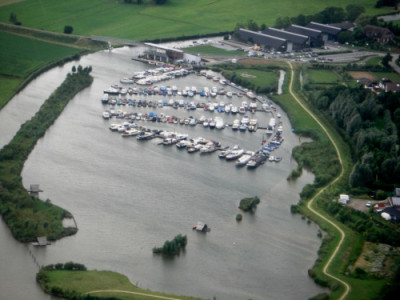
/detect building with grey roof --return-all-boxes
[286,24,324,47]
[306,22,342,42]
[262,27,309,51]
[233,28,287,52]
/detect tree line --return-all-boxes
[307,85,400,191]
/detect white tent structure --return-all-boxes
[381,212,391,221]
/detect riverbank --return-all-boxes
[0,67,93,242]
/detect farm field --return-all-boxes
[0,31,81,108]
[0,31,80,78]
[0,0,389,41]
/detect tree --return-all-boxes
[274,16,291,29]
[338,31,353,44]
[346,4,365,22]
[64,25,74,34]
[247,19,259,31]
[382,53,393,68]
[154,0,168,4]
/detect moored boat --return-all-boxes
[235,152,254,167]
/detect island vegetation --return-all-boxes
[0,66,93,242]
[152,234,187,255]
[238,196,260,212]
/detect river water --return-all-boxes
[0,47,325,300]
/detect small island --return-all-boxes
[153,234,187,255]
[239,196,260,212]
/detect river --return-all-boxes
[0,47,325,300]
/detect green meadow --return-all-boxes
[0,31,80,78]
[0,31,82,108]
[0,0,389,41]
[38,270,203,300]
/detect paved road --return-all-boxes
[287,61,351,300]
[389,53,400,74]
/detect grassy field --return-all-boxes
[0,31,84,108]
[365,56,383,66]
[38,270,203,300]
[0,31,80,78]
[0,0,389,40]
[308,69,341,84]
[372,71,400,82]
[183,45,245,56]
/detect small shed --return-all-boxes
[28,184,43,198]
[339,194,350,204]
[32,236,51,246]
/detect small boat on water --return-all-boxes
[226,148,244,161]
[247,153,268,169]
[236,152,254,167]
[218,145,239,159]
[102,111,110,119]
[137,131,155,140]
[121,128,140,137]
[120,77,134,84]
[101,93,109,104]
[193,222,211,232]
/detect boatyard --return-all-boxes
[100,64,284,169]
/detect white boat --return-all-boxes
[120,78,134,84]
[248,119,258,132]
[101,93,109,104]
[236,152,254,167]
[102,111,110,119]
[226,91,232,97]
[241,115,250,125]
[231,106,238,114]
[226,148,244,161]
[215,117,224,129]
[162,137,178,145]
[246,91,256,100]
[232,119,240,130]
[121,128,140,137]
[218,145,239,158]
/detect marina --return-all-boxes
[99,65,285,168]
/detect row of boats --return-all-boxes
[107,120,283,168]
[103,84,257,100]
[102,98,260,116]
[105,111,264,133]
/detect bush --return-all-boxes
[64,26,73,34]
[239,196,260,212]
[236,213,243,222]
